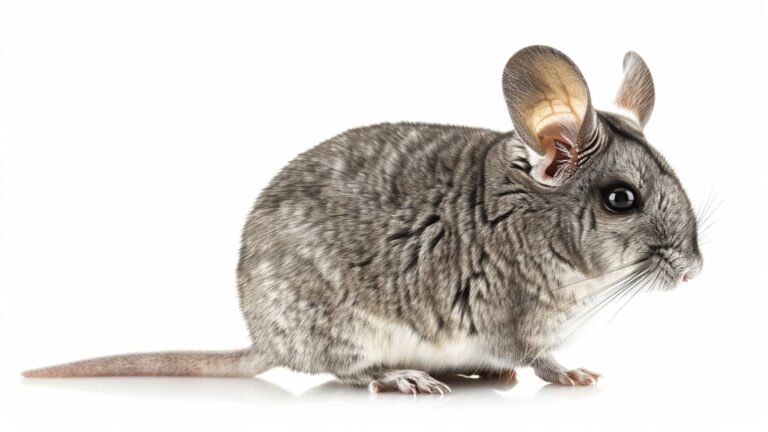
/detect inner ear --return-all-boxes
[536,120,579,180]
[536,121,578,180]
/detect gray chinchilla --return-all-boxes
[24,46,703,394]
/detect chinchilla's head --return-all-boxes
[502,46,702,290]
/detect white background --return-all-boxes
[1,1,766,431]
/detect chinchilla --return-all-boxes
[24,46,703,394]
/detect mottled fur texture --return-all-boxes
[24,46,702,394]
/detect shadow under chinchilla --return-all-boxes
[22,374,602,404]
[302,374,518,401]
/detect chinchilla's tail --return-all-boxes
[22,348,268,378]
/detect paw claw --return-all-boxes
[577,368,601,378]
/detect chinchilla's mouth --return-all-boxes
[645,247,686,291]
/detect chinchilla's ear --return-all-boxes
[615,51,655,128]
[502,46,599,184]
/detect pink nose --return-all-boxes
[682,272,691,282]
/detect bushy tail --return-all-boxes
[22,348,268,378]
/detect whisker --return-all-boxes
[553,266,651,343]
[695,188,713,223]
[513,256,649,311]
[553,256,650,292]
[523,263,653,366]
[648,260,667,293]
[603,260,662,328]
[697,193,726,232]
[561,265,652,332]
[541,263,647,319]
[523,278,630,365]
[696,184,719,224]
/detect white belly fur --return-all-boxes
[357,315,507,372]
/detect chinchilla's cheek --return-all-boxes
[578,226,645,273]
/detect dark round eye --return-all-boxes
[603,185,639,212]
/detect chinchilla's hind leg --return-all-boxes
[338,369,451,395]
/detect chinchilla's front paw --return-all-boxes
[532,356,601,386]
[549,368,601,386]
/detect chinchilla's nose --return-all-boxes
[681,254,703,282]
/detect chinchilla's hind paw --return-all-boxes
[367,370,451,395]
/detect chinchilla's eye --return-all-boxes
[603,184,639,212]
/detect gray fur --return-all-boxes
[24,46,702,394]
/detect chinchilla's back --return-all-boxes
[236,122,512,371]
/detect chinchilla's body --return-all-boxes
[239,123,534,377]
[24,46,703,394]
[239,123,588,377]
